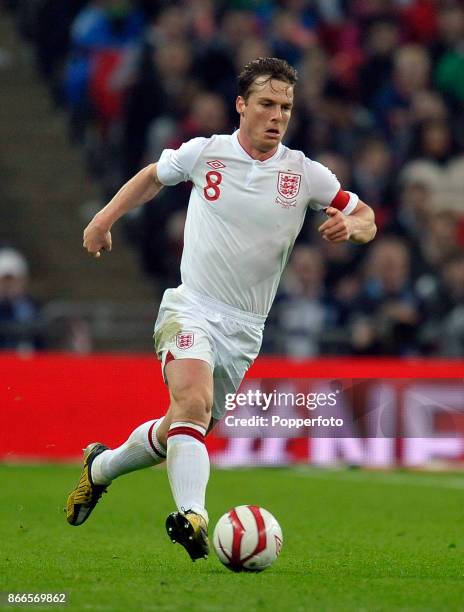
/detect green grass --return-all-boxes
[1,465,463,611]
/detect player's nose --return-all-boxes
[270,106,284,121]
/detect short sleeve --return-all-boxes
[156,137,209,186]
[305,159,358,215]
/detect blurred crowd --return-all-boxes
[0,248,42,352]
[2,0,464,356]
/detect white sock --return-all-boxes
[91,418,166,485]
[167,421,209,521]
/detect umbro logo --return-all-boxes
[206,160,226,169]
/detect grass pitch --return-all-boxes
[1,465,463,611]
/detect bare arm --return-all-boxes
[318,200,377,245]
[83,163,164,257]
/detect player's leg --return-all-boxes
[209,315,264,467]
[65,390,212,529]
[163,357,214,560]
[91,418,167,485]
[65,416,168,526]
[90,399,191,486]
[152,402,216,447]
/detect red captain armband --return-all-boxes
[329,189,350,211]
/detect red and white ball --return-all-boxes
[212,505,283,572]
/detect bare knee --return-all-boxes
[171,386,213,428]
[157,405,216,447]
[165,359,214,429]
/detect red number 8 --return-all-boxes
[203,171,222,201]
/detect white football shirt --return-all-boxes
[156,131,358,316]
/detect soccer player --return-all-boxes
[66,58,376,560]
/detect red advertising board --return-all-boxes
[1,353,463,467]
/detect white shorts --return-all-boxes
[154,284,265,421]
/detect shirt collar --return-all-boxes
[231,130,284,163]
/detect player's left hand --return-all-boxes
[318,207,351,242]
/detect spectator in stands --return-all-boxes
[399,0,438,44]
[352,136,395,214]
[419,254,464,356]
[287,44,330,153]
[350,237,419,355]
[122,39,198,179]
[234,37,273,84]
[0,248,42,352]
[191,10,244,105]
[410,89,448,124]
[31,0,84,104]
[373,44,431,155]
[390,176,433,241]
[316,151,352,190]
[419,211,462,273]
[270,7,316,65]
[293,77,373,158]
[265,245,338,357]
[146,91,230,163]
[401,118,464,213]
[433,3,464,114]
[385,173,438,285]
[144,4,188,47]
[358,16,400,107]
[64,0,145,142]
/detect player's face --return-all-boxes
[236,77,294,156]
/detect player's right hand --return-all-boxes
[83,220,112,258]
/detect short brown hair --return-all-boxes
[238,57,298,100]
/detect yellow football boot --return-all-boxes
[66,443,109,526]
[166,510,209,561]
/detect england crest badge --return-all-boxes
[176,331,194,350]
[276,171,301,208]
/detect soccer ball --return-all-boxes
[212,505,283,572]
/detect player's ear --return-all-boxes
[236,96,245,116]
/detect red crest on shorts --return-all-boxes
[176,331,194,350]
[277,171,301,199]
